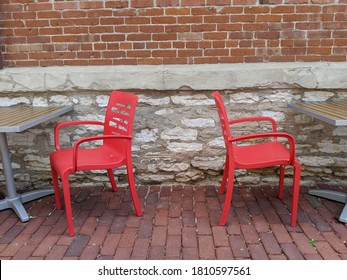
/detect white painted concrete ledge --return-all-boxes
[0,62,347,92]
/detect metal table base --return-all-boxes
[0,132,53,221]
[309,189,347,223]
[0,105,73,221]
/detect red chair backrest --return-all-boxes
[212,91,233,148]
[104,91,138,137]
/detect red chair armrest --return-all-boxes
[54,120,104,150]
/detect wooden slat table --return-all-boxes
[288,102,347,126]
[0,105,73,222]
[288,101,347,223]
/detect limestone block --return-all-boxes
[303,91,334,102]
[138,95,170,105]
[230,92,260,103]
[8,132,36,146]
[181,118,215,128]
[299,156,335,167]
[167,142,203,153]
[0,162,21,170]
[96,95,109,107]
[49,95,71,105]
[175,170,205,182]
[191,156,225,171]
[0,97,30,106]
[78,96,94,106]
[23,155,50,171]
[154,108,174,115]
[148,161,190,172]
[33,97,48,106]
[302,124,325,131]
[158,162,190,172]
[161,127,197,141]
[333,127,347,136]
[134,128,159,143]
[171,95,214,106]
[207,137,225,148]
[294,114,313,124]
[318,140,347,153]
[235,174,261,185]
[261,111,285,122]
[263,91,294,103]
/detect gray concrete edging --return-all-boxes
[1,62,347,93]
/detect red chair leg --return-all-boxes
[219,165,234,226]
[126,163,142,217]
[219,154,229,194]
[51,166,61,210]
[61,175,75,237]
[278,165,285,199]
[107,169,118,192]
[290,160,301,227]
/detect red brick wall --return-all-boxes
[0,0,346,67]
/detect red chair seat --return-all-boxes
[50,146,126,175]
[234,142,291,169]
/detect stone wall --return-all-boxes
[0,63,346,190]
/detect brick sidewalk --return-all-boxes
[0,184,346,260]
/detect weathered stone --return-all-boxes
[33,97,48,106]
[167,142,203,153]
[0,97,30,106]
[303,91,334,102]
[161,127,197,141]
[261,111,285,122]
[191,156,225,171]
[138,95,170,105]
[299,156,335,167]
[135,128,159,143]
[333,127,347,136]
[263,91,294,103]
[302,124,325,131]
[175,170,205,182]
[230,92,260,103]
[49,95,71,105]
[96,95,109,107]
[171,95,214,106]
[318,140,347,153]
[154,108,174,115]
[181,118,215,128]
[207,137,225,148]
[158,162,190,172]
[284,67,318,88]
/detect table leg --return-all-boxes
[0,132,53,222]
[309,189,347,223]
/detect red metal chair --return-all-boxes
[50,91,142,236]
[212,91,301,227]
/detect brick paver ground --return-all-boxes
[0,184,346,260]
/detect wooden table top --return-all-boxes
[0,105,73,132]
[288,102,347,126]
